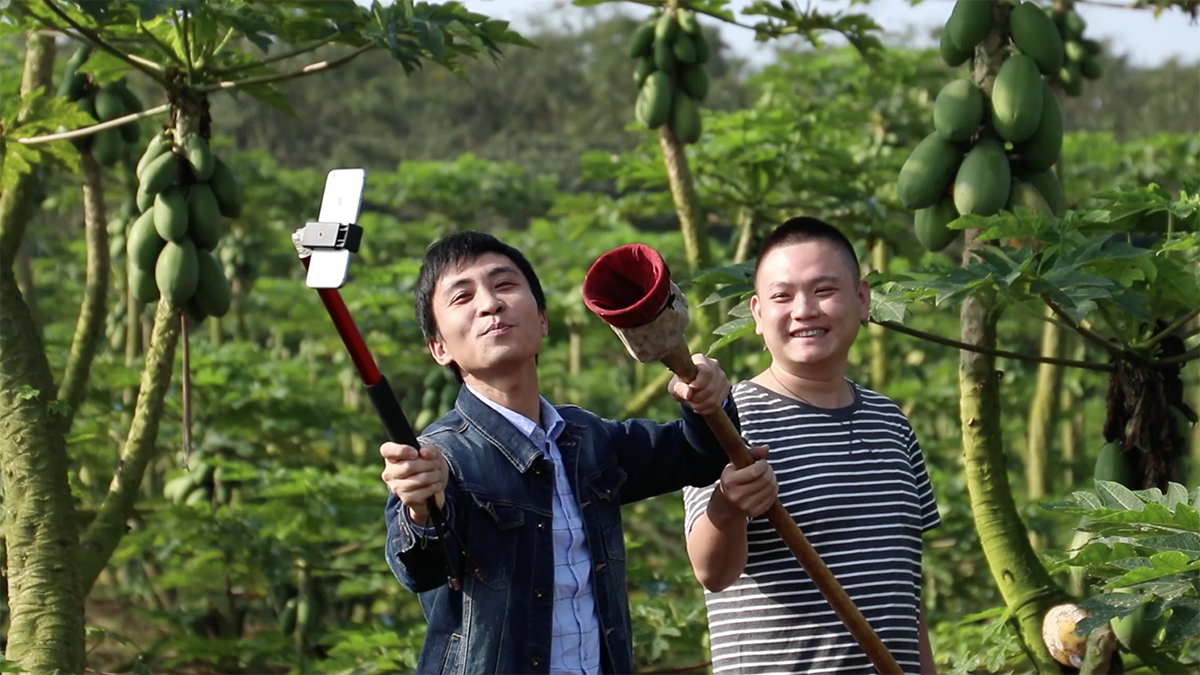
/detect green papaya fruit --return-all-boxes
[946,0,994,53]
[672,33,696,64]
[184,134,215,182]
[991,55,1044,143]
[692,31,710,63]
[1014,168,1066,216]
[953,139,1011,217]
[1079,55,1102,80]
[682,65,709,102]
[153,188,189,243]
[127,209,166,270]
[939,30,973,68]
[671,91,702,144]
[637,72,673,130]
[208,156,243,218]
[93,86,126,122]
[896,132,965,210]
[187,184,222,250]
[155,238,200,306]
[1009,1,1064,75]
[1006,180,1053,216]
[655,12,679,42]
[1013,81,1062,173]
[1062,11,1086,39]
[137,131,173,178]
[915,195,961,252]
[1110,588,1163,656]
[633,56,656,87]
[677,8,699,34]
[194,249,232,318]
[653,39,676,73]
[1094,441,1136,485]
[128,264,159,304]
[628,22,656,58]
[1059,64,1083,97]
[933,79,984,142]
[91,128,123,167]
[140,151,180,195]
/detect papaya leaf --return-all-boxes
[1162,603,1200,645]
[1104,551,1200,587]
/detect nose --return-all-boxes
[791,292,820,320]
[476,288,504,315]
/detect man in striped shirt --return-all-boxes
[683,217,941,674]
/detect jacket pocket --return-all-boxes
[439,632,465,675]
[588,463,628,562]
[467,496,524,590]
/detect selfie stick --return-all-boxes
[581,244,901,675]
[291,169,470,591]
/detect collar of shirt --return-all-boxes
[462,382,566,448]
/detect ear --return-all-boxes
[750,294,764,336]
[429,336,455,368]
[539,309,548,337]
[857,279,871,323]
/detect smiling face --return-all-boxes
[427,252,548,382]
[750,239,870,374]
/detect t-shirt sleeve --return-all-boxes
[682,481,719,538]
[907,426,941,533]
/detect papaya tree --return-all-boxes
[874,0,1199,669]
[0,1,532,671]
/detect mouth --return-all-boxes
[790,328,829,339]
[481,323,513,337]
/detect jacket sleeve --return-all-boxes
[383,477,467,593]
[606,397,739,505]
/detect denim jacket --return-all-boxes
[384,385,737,674]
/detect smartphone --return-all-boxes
[306,168,367,289]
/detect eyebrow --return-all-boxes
[765,274,842,289]
[440,265,522,295]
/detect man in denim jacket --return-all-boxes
[380,231,739,674]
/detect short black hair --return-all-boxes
[414,230,547,380]
[754,216,861,285]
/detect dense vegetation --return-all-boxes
[0,0,1197,673]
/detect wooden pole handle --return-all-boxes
[662,340,903,675]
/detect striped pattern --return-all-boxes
[683,380,940,675]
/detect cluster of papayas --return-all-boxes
[162,458,239,507]
[412,368,459,431]
[902,0,1067,252]
[1048,3,1103,97]
[128,126,240,322]
[105,201,139,351]
[629,7,708,144]
[58,45,145,167]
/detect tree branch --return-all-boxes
[1139,306,1200,350]
[197,44,375,94]
[1157,346,1199,367]
[79,300,181,594]
[209,34,341,76]
[1041,297,1158,368]
[16,104,170,146]
[872,319,1113,372]
[41,0,167,82]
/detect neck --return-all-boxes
[462,363,543,425]
[756,362,851,409]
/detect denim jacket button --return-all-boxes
[534,589,544,600]
[531,657,540,667]
[537,521,546,530]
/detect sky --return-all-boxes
[453,0,1200,69]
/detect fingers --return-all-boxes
[380,442,418,463]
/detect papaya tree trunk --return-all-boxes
[959,9,1067,671]
[0,31,87,675]
[658,122,715,337]
[15,242,40,335]
[58,153,110,431]
[78,100,203,593]
[868,237,889,390]
[1025,311,1065,550]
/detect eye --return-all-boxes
[450,293,471,305]
[771,293,790,302]
[816,287,836,295]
